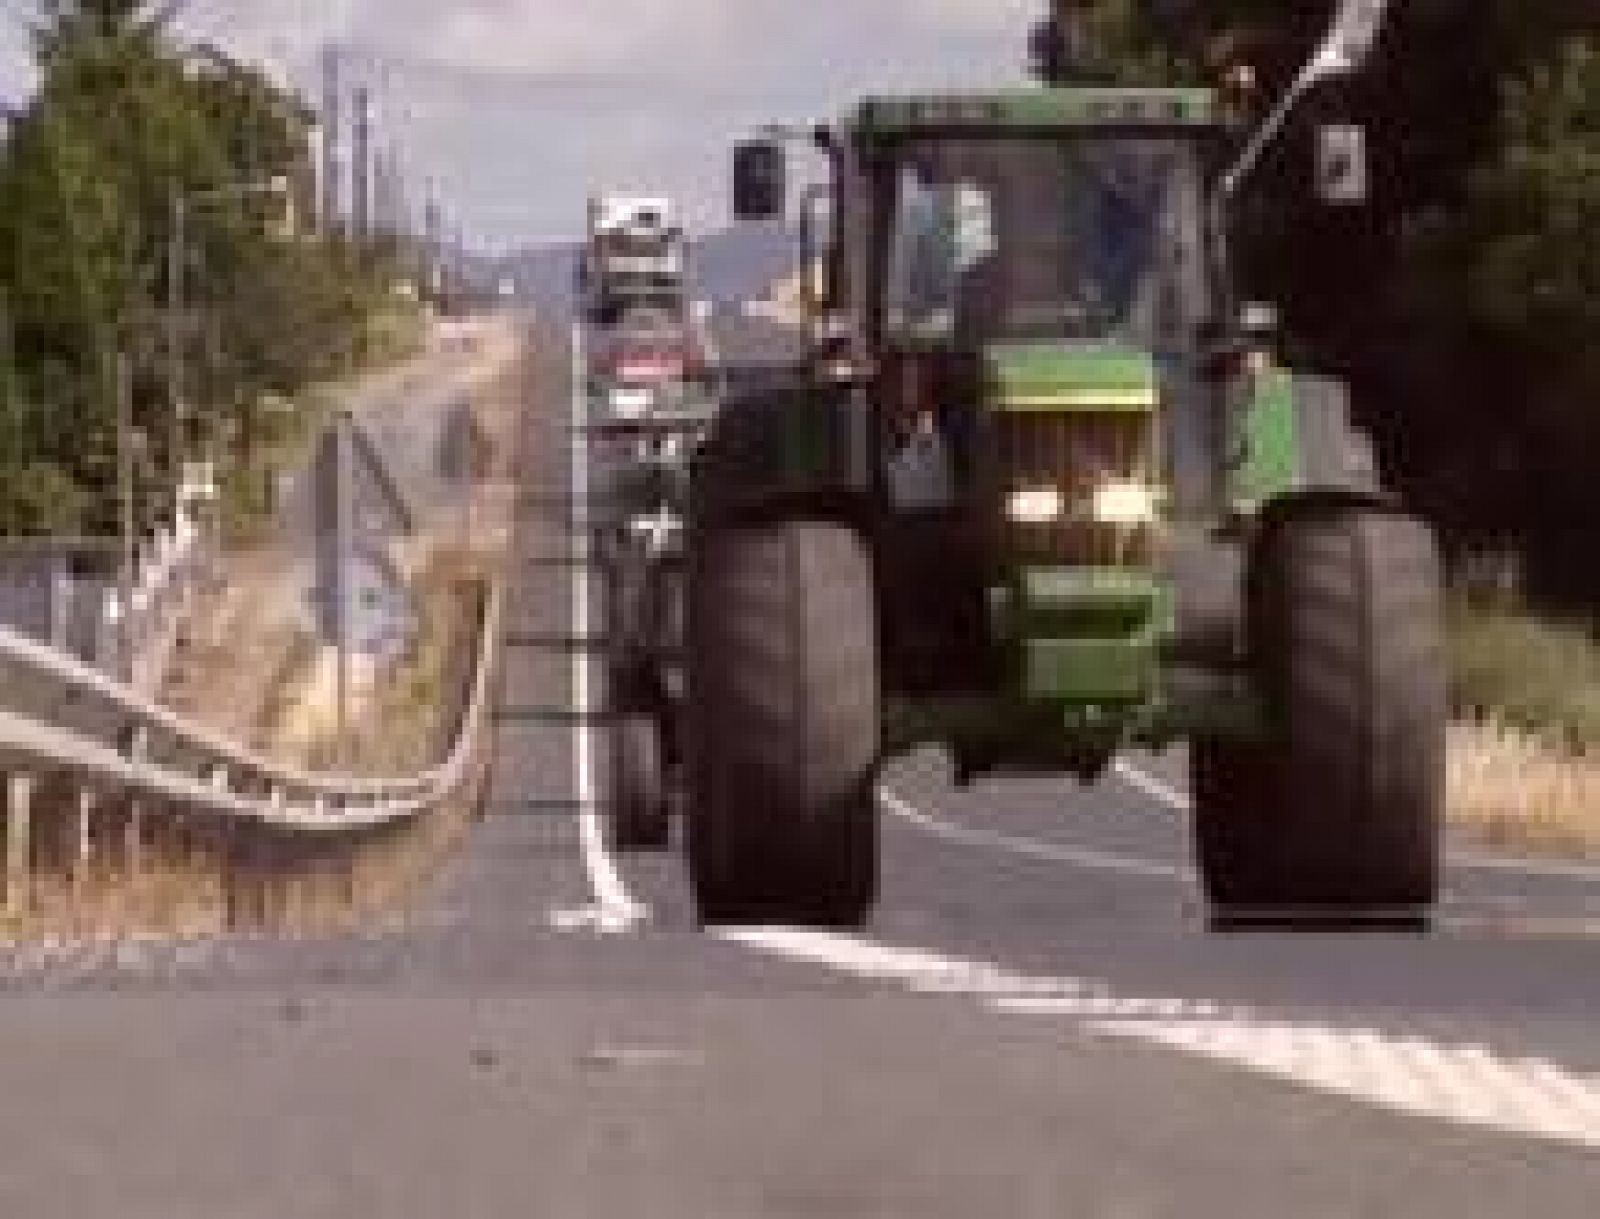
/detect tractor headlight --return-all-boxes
[1006,487,1066,525]
[1090,480,1160,526]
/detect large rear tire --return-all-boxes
[600,533,658,716]
[685,521,879,926]
[609,715,672,853]
[1193,509,1444,920]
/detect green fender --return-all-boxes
[1231,369,1383,512]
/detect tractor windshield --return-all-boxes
[882,136,1208,350]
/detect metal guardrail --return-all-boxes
[0,580,503,919]
[0,318,523,928]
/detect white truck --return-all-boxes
[578,194,687,326]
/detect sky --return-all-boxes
[0,0,1040,250]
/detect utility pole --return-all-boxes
[371,148,388,240]
[375,148,401,242]
[115,351,136,685]
[333,413,353,768]
[423,189,443,302]
[166,187,188,502]
[352,84,373,244]
[392,156,412,243]
[0,290,15,452]
[453,223,467,306]
[321,43,342,234]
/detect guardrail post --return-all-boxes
[76,788,94,878]
[6,772,34,921]
[72,786,95,933]
[123,728,148,884]
[258,789,288,931]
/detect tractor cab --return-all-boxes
[735,91,1234,707]
[849,91,1224,546]
[857,91,1221,353]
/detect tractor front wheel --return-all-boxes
[685,521,880,927]
[1193,508,1444,922]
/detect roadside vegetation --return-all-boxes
[1054,3,1600,856]
[1447,590,1600,856]
[0,1,420,540]
[1448,590,1600,752]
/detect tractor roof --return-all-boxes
[850,87,1220,139]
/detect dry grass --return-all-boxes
[1448,720,1600,859]
[271,549,486,777]
[1442,594,1600,859]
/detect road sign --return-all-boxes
[307,544,416,659]
[310,411,421,658]
[437,399,492,484]
[312,412,415,630]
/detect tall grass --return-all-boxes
[1449,722,1600,856]
[1446,590,1600,856]
[1447,595,1600,753]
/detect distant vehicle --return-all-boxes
[583,312,718,852]
[588,312,710,417]
[578,194,687,326]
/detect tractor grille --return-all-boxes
[988,410,1158,568]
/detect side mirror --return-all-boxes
[733,140,786,222]
[1316,123,1370,205]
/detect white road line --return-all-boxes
[1113,760,1600,885]
[1449,850,1600,884]
[716,924,1600,1150]
[881,786,1191,884]
[567,321,648,932]
[1113,759,1192,813]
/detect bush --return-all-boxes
[1447,594,1600,752]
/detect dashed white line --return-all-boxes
[880,787,1190,884]
[1449,850,1600,885]
[1112,759,1192,813]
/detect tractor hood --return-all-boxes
[984,342,1159,413]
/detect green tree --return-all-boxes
[0,1,416,538]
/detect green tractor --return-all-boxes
[681,3,1444,927]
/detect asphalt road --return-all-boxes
[0,317,1597,1217]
